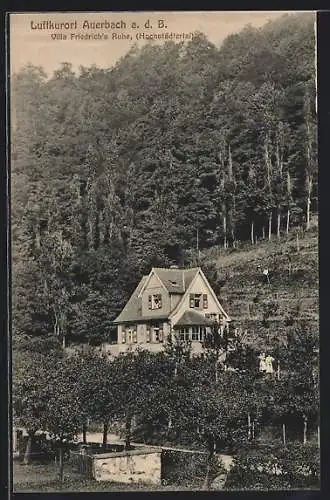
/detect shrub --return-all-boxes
[224,443,320,490]
[161,451,224,488]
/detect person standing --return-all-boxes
[265,353,275,376]
[258,352,267,373]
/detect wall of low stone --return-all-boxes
[92,448,162,485]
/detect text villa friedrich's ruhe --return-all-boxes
[29,19,194,41]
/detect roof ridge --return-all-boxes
[154,268,182,273]
[152,267,200,271]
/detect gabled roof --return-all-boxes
[153,267,199,294]
[113,268,200,324]
[113,266,230,325]
[113,275,148,324]
[169,267,231,323]
[175,310,214,326]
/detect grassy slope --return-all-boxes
[204,221,319,351]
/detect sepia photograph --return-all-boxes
[9,10,319,492]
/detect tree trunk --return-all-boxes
[59,446,64,482]
[82,423,87,445]
[251,220,254,245]
[306,190,311,230]
[23,433,34,465]
[268,212,272,241]
[247,413,251,440]
[93,210,100,250]
[204,438,215,490]
[231,226,235,249]
[215,357,221,383]
[252,420,255,440]
[296,232,300,252]
[282,423,286,446]
[286,209,290,234]
[262,226,265,239]
[223,215,227,249]
[102,421,108,447]
[303,415,308,444]
[54,313,59,337]
[196,228,199,258]
[125,415,132,450]
[277,210,281,239]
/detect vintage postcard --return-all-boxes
[9,11,319,492]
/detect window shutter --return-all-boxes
[148,295,152,310]
[159,328,163,342]
[146,328,151,343]
[189,294,195,308]
[159,295,162,308]
[203,294,208,308]
[122,331,126,344]
[133,330,137,343]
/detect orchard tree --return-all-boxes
[187,366,249,489]
[270,323,319,444]
[40,355,85,481]
[72,347,119,447]
[12,335,63,464]
[202,321,240,382]
[113,349,168,449]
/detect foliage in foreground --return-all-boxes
[225,442,320,490]
[13,323,319,489]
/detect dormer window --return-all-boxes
[169,280,178,287]
[148,294,162,310]
[190,293,202,309]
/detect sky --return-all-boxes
[9,11,306,77]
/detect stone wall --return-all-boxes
[92,448,162,485]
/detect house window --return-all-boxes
[203,294,208,309]
[148,294,162,310]
[122,330,126,344]
[146,328,151,343]
[200,327,206,342]
[133,330,137,343]
[190,294,202,308]
[179,327,190,341]
[192,326,199,341]
[152,323,163,342]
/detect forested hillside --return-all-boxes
[202,220,318,350]
[11,12,317,345]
